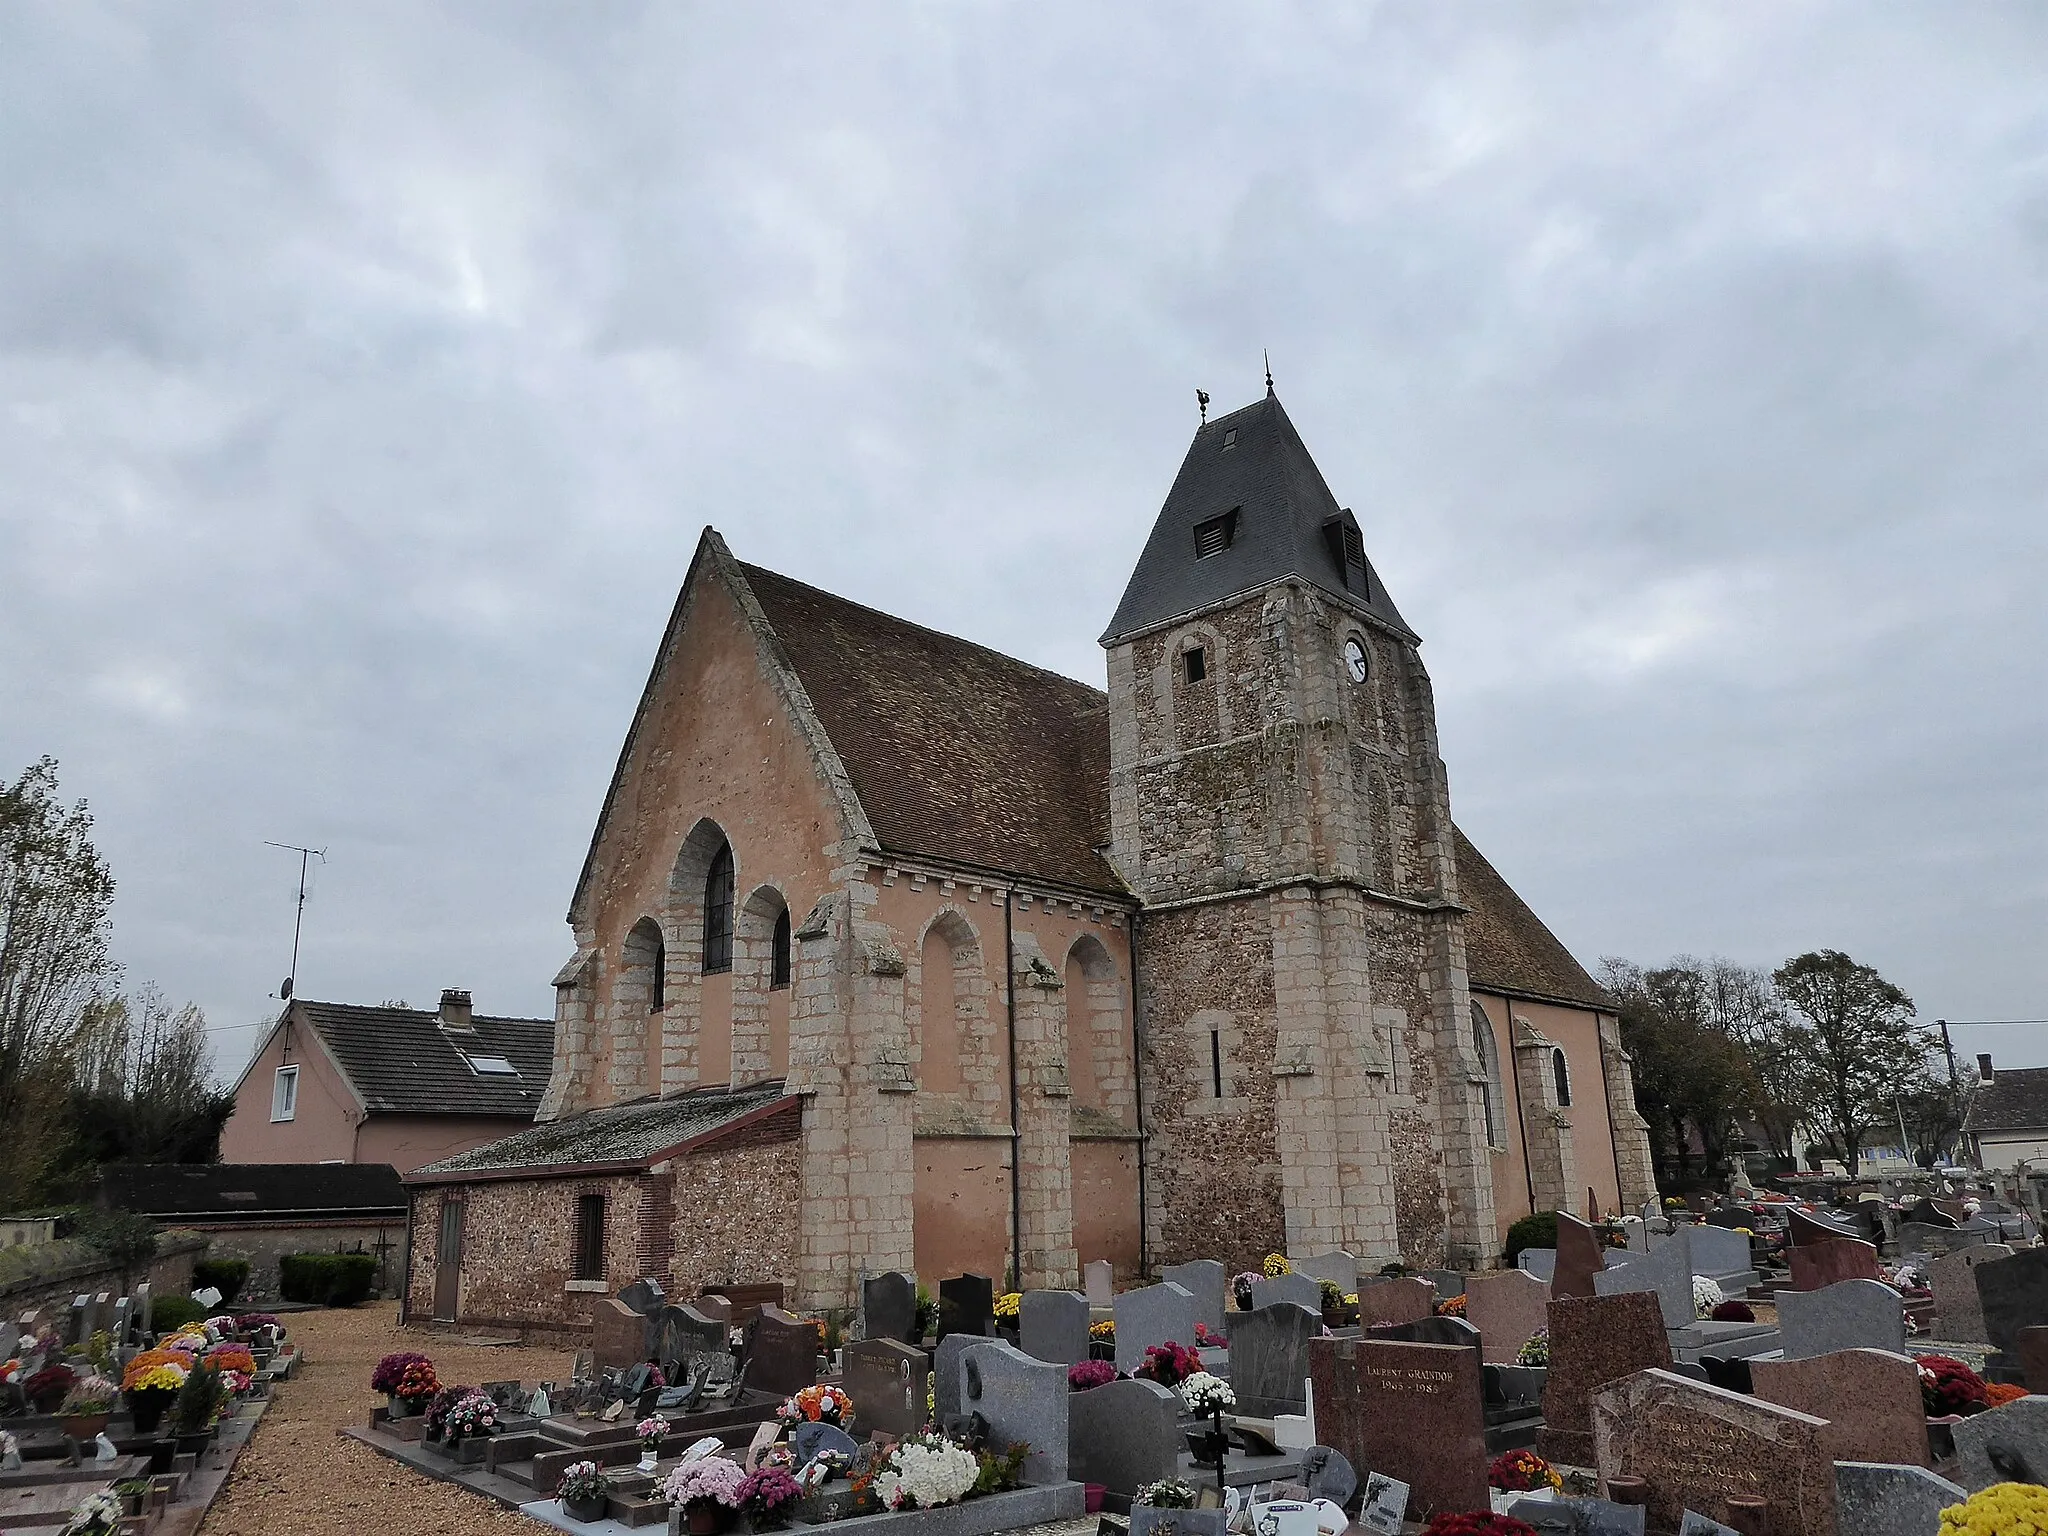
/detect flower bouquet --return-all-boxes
[1262,1253,1292,1277]
[1918,1354,1991,1417]
[1689,1275,1725,1319]
[394,1358,441,1412]
[206,1344,257,1377]
[24,1362,77,1414]
[1135,1478,1199,1508]
[737,1466,803,1530]
[1488,1449,1560,1493]
[776,1383,852,1429]
[57,1376,119,1442]
[1436,1294,1469,1318]
[1514,1328,1549,1368]
[59,1490,125,1536]
[423,1384,474,1441]
[371,1351,434,1408]
[558,1459,615,1523]
[444,1391,500,1444]
[1136,1342,1204,1387]
[1180,1371,1236,1501]
[636,1412,669,1469]
[1940,1480,2048,1532]
[121,1351,190,1434]
[663,1452,748,1532]
[1231,1272,1259,1311]
[1192,1322,1222,1347]
[994,1292,1022,1323]
[874,1432,980,1510]
[1068,1359,1117,1392]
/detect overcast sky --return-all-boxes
[3,3,2044,1084]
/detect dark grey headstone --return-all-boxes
[1113,1281,1198,1376]
[1067,1376,1181,1495]
[1774,1279,1907,1359]
[1422,1270,1466,1300]
[933,1332,980,1426]
[1518,1248,1558,1282]
[1226,1300,1319,1418]
[1952,1395,2048,1492]
[1835,1461,1966,1536]
[1506,1496,1648,1534]
[654,1304,727,1376]
[862,1271,918,1344]
[1299,1445,1356,1508]
[1699,1356,1753,1395]
[938,1275,995,1342]
[1160,1260,1227,1338]
[746,1305,820,1396]
[1019,1289,1090,1367]
[958,1340,1067,1483]
[794,1421,859,1464]
[844,1338,927,1439]
[1366,1315,1482,1359]
[1976,1249,2048,1357]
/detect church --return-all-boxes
[400,388,1656,1337]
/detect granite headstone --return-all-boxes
[1505,1496,1646,1534]
[1084,1260,1115,1307]
[1250,1273,1323,1313]
[957,1340,1068,1484]
[1951,1395,2048,1493]
[1518,1248,1559,1284]
[843,1338,928,1439]
[1786,1236,1882,1292]
[1592,1225,1694,1328]
[1974,1248,2048,1358]
[1834,1461,1965,1536]
[1773,1279,1907,1360]
[1928,1244,2012,1343]
[1354,1276,1434,1330]
[1537,1292,1673,1466]
[1466,1269,1551,1364]
[1291,1251,1359,1296]
[747,1305,821,1396]
[1554,1213,1609,1300]
[861,1272,919,1344]
[1308,1336,1488,1522]
[1019,1289,1090,1367]
[1227,1300,1320,1419]
[1160,1260,1227,1338]
[1750,1347,1929,1467]
[937,1275,995,1342]
[1067,1376,1182,1496]
[1113,1281,1198,1377]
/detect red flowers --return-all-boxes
[1487,1449,1560,1493]
[1068,1360,1117,1391]
[1916,1353,1990,1417]
[1421,1514,1539,1536]
[1136,1342,1204,1387]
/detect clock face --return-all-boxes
[1344,638,1369,684]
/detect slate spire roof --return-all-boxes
[1101,392,1415,645]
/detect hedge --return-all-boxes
[149,1295,209,1333]
[278,1252,376,1307]
[192,1258,250,1306]
[1502,1210,1559,1269]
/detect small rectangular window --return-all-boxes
[572,1193,607,1281]
[463,1054,520,1076]
[1222,428,1237,448]
[1183,646,1207,684]
[1210,1030,1225,1098]
[1193,510,1238,559]
[271,1065,298,1122]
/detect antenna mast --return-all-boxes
[264,840,325,1000]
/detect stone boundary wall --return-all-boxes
[0,1230,209,1320]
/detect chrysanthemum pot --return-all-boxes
[684,1502,729,1536]
[58,1412,111,1443]
[562,1491,609,1522]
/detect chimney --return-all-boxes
[1979,1053,1995,1085]
[438,988,475,1031]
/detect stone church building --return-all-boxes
[402,389,1655,1336]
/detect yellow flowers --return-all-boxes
[1941,1483,2048,1534]
[1089,1320,1115,1339]
[993,1293,1021,1321]
[1262,1254,1292,1277]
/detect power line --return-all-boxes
[1942,1019,2048,1028]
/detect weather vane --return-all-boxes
[1197,388,1209,424]
[1264,349,1274,395]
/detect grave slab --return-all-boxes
[1467,1269,1551,1365]
[1749,1347,1929,1467]
[1308,1336,1487,1523]
[1773,1279,1907,1360]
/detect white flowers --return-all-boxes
[1180,1371,1237,1416]
[875,1434,980,1509]
[660,1454,747,1508]
[61,1491,124,1536]
[1691,1275,1725,1318]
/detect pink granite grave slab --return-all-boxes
[1465,1269,1551,1364]
[1750,1347,1929,1467]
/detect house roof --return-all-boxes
[98,1161,406,1220]
[1102,392,1416,645]
[409,1082,795,1182]
[1971,1068,2048,1136]
[741,562,1124,896]
[292,1000,555,1118]
[1455,826,1614,1012]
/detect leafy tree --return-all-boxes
[1772,949,1930,1177]
[1603,956,1762,1187]
[0,759,117,1206]
[63,987,235,1176]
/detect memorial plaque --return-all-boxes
[844,1338,927,1439]
[1227,1301,1319,1419]
[1928,1244,2011,1343]
[1353,1276,1433,1330]
[1018,1289,1090,1367]
[1067,1377,1182,1495]
[1786,1236,1882,1292]
[1113,1281,1198,1376]
[1537,1292,1672,1467]
[937,1274,994,1342]
[861,1272,918,1344]
[1466,1269,1551,1364]
[1592,1368,1835,1536]
[747,1305,821,1396]
[1774,1279,1906,1359]
[1308,1337,1487,1522]
[1750,1348,1929,1467]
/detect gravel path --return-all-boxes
[198,1302,575,1536]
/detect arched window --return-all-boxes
[702,843,734,974]
[650,933,666,1012]
[1470,1002,1503,1145]
[771,907,792,989]
[1552,1046,1572,1107]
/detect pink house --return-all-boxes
[219,989,553,1176]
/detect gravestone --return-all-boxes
[1901,1221,1973,1256]
[2017,1325,2048,1392]
[746,1306,821,1396]
[957,1340,1067,1484]
[1834,1462,1966,1536]
[1291,1251,1359,1296]
[1677,1515,1739,1536]
[1353,1277,1434,1330]
[1018,1290,1090,1367]
[657,1304,728,1376]
[1084,1260,1115,1307]
[1592,1368,1836,1536]
[1308,1336,1487,1523]
[1518,1248,1558,1284]
[843,1338,927,1439]
[1773,1279,1906,1360]
[1554,1213,1608,1300]
[1685,1225,1753,1283]
[932,1332,980,1426]
[1505,1496,1645,1534]
[1466,1269,1551,1364]
[1299,1445,1356,1507]
[1365,1315,1481,1364]
[695,1294,733,1323]
[1929,1244,2012,1343]
[1113,1281,1198,1376]
[1592,1226,1693,1328]
[132,1282,152,1341]
[1250,1273,1322,1312]
[1951,1395,2048,1493]
[1786,1208,1861,1245]
[1067,1376,1181,1496]
[1786,1236,1882,1291]
[0,1324,16,1362]
[592,1298,648,1372]
[1228,1301,1320,1419]
[1699,1356,1754,1395]
[861,1272,918,1344]
[1423,1270,1466,1300]
[1906,1197,1958,1228]
[1537,1292,1673,1466]
[1160,1260,1226,1338]
[1974,1248,2048,1358]
[1750,1347,1929,1466]
[937,1275,995,1342]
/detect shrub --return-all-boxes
[278,1252,377,1306]
[149,1296,208,1334]
[1502,1212,1558,1269]
[73,1209,161,1270]
[170,1361,226,1434]
[192,1259,250,1305]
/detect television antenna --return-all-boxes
[264,841,326,1001]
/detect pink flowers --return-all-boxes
[1068,1360,1117,1391]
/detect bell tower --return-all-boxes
[1102,389,1499,1268]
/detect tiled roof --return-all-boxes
[410,1083,794,1180]
[99,1161,406,1219]
[1102,392,1415,645]
[1971,1067,2048,1135]
[295,1001,554,1118]
[742,563,1124,897]
[1455,826,1614,1012]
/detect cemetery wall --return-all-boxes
[1,1230,208,1321]
[668,1124,802,1295]
[552,562,848,1114]
[182,1218,406,1303]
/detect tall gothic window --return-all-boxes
[1552,1046,1573,1107]
[703,843,734,974]
[1470,1002,1503,1146]
[650,933,666,1011]
[771,906,792,989]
